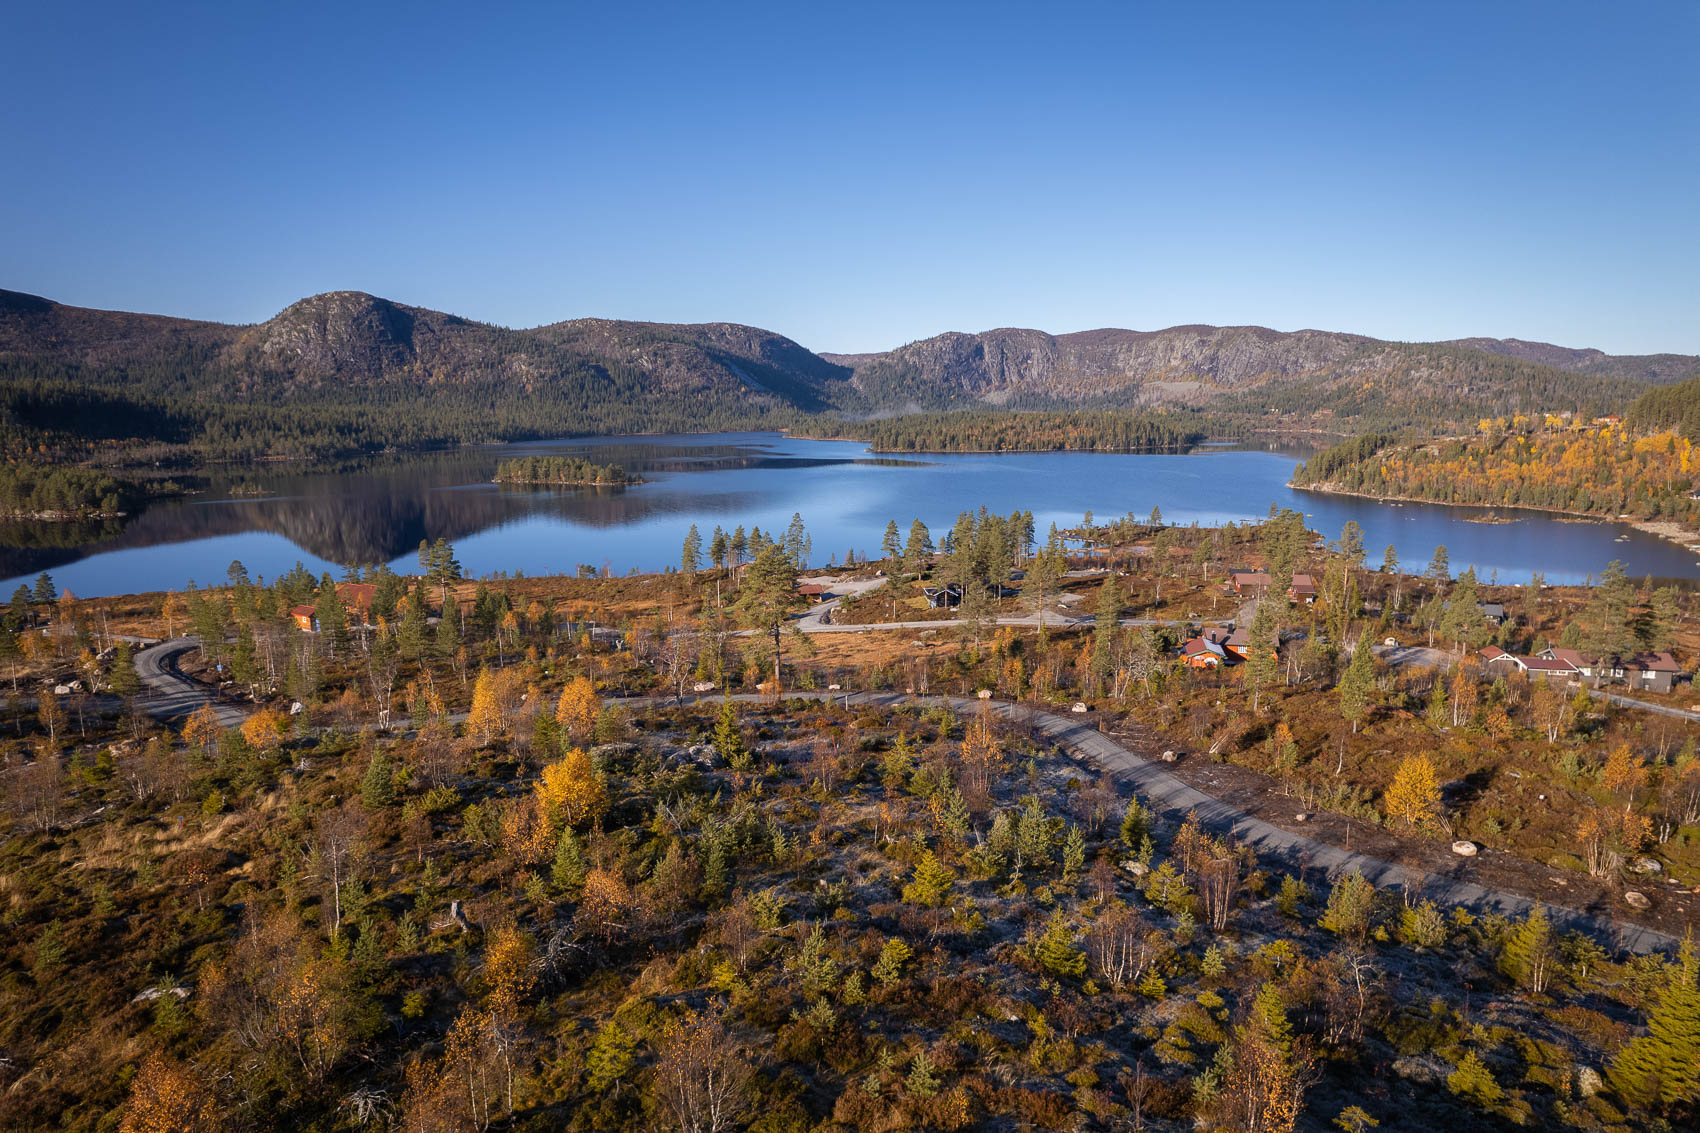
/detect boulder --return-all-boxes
[1160,750,1180,763]
[1450,841,1479,857]
[691,680,716,693]
[1632,857,1662,874]
[1071,702,1089,714]
[1576,1066,1604,1098]
[1120,859,1150,878]
[1294,813,1309,823]
[1623,890,1651,910]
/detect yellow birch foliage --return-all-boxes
[182,704,223,753]
[120,1052,217,1133]
[1384,753,1442,828]
[536,748,608,829]
[241,710,283,751]
[555,676,600,738]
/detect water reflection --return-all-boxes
[4,432,1697,596]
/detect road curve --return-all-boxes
[133,638,247,727]
[624,691,1680,955]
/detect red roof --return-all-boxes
[336,582,377,611]
[1628,651,1682,673]
[1289,573,1317,594]
[289,605,315,619]
[1479,645,1507,661]
[1518,656,1577,673]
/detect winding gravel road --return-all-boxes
[132,637,247,727]
[631,691,1680,955]
[126,637,1679,954]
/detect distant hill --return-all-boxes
[0,289,856,462]
[824,325,1698,423]
[1445,337,1700,385]
[2,287,1695,464]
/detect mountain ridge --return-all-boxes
[2,287,1696,463]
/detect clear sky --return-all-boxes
[3,1,1695,355]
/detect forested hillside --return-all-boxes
[3,287,1695,469]
[795,410,1213,452]
[1293,423,1700,522]
[0,290,856,465]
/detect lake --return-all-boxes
[5,432,1698,598]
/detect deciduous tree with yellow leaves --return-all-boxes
[555,676,600,741]
[536,747,608,830]
[1384,754,1443,829]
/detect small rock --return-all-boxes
[1576,1066,1603,1098]
[828,684,842,691]
[53,684,71,695]
[1160,750,1180,763]
[289,700,304,715]
[1632,857,1662,874]
[691,680,716,693]
[1071,702,1089,714]
[1120,859,1150,878]
[1294,812,1309,823]
[1623,890,1651,910]
[1451,840,1479,857]
[976,689,991,699]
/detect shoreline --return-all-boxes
[1292,481,1700,553]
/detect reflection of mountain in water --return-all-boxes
[0,437,790,575]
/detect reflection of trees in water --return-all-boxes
[0,435,874,576]
[0,461,765,575]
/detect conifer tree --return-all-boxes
[1337,634,1375,733]
[360,748,395,809]
[681,525,702,575]
[901,851,955,908]
[1609,939,1700,1111]
[1498,905,1557,994]
[713,700,749,771]
[1034,910,1087,978]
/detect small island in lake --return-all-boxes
[493,454,639,486]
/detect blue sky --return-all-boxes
[3,1,1695,354]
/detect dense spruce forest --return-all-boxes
[493,456,637,486]
[0,462,133,519]
[795,411,1214,453]
[1625,375,1700,442]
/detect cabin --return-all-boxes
[922,584,963,609]
[1538,647,1623,683]
[1478,602,1507,625]
[1228,570,1272,596]
[1624,651,1684,694]
[1224,625,1252,659]
[289,605,318,632]
[1288,574,1317,603]
[797,582,832,599]
[336,582,378,626]
[1515,655,1579,682]
[1478,644,1516,671]
[1181,635,1228,669]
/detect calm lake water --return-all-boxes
[6,432,1698,597]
